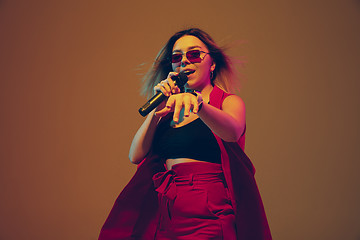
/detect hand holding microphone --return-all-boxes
[153,72,182,97]
[138,72,188,117]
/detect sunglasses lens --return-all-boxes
[171,50,204,63]
[186,50,202,63]
[171,54,182,63]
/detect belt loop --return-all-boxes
[189,174,194,186]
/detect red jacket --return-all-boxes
[99,86,272,239]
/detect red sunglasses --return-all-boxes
[171,49,209,64]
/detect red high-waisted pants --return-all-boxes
[152,162,236,240]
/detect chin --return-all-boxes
[185,81,196,89]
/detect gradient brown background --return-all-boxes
[1,0,359,239]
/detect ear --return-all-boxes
[210,61,216,72]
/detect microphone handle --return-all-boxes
[138,92,167,117]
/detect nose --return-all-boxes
[181,53,190,67]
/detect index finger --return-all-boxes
[169,79,177,93]
[167,72,178,93]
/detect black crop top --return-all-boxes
[152,117,221,164]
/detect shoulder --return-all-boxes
[222,94,245,112]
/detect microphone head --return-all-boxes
[173,72,188,88]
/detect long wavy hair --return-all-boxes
[141,28,238,98]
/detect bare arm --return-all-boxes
[128,110,161,164]
[128,72,181,164]
[197,95,246,142]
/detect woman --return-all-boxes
[99,28,271,240]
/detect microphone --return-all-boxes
[138,72,189,117]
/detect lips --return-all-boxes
[182,69,195,75]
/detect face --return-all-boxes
[171,35,215,91]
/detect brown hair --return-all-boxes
[141,28,238,97]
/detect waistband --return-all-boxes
[170,161,222,176]
[152,162,225,200]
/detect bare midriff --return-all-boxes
[166,158,205,170]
